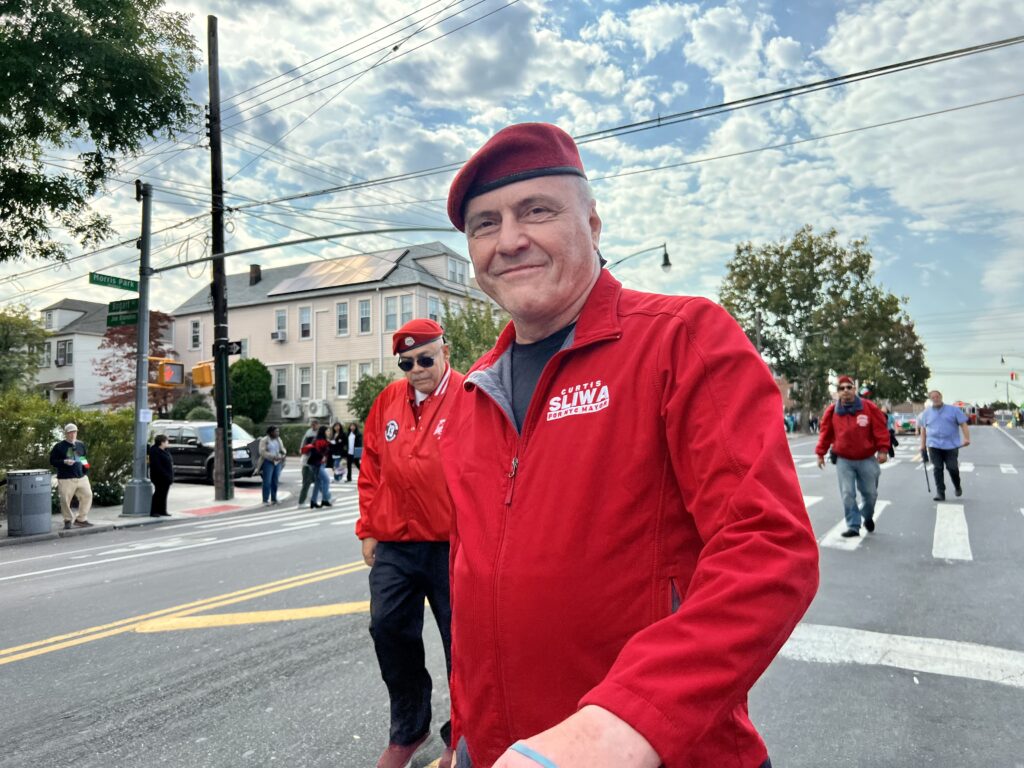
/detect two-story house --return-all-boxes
[35,299,111,409]
[170,242,488,423]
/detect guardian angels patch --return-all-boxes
[547,380,610,421]
[385,419,400,441]
[856,414,869,427]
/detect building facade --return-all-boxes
[35,299,111,409]
[171,242,487,424]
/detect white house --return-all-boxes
[35,299,111,409]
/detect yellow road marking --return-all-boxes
[0,560,367,665]
[136,601,371,632]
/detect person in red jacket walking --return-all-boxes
[440,123,819,768]
[815,375,890,537]
[357,318,464,768]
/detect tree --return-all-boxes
[719,225,929,416]
[170,392,208,420]
[349,372,394,423]
[229,358,273,424]
[0,304,47,391]
[0,0,200,263]
[442,299,506,373]
[93,310,180,415]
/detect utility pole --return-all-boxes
[207,15,233,501]
[122,181,153,516]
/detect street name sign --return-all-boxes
[108,298,139,313]
[106,311,139,327]
[90,272,138,292]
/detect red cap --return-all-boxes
[447,123,586,231]
[837,375,854,386]
[393,318,444,355]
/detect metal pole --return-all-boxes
[122,181,153,517]
[208,15,233,501]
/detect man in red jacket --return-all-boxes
[440,123,819,768]
[815,375,890,537]
[357,318,464,768]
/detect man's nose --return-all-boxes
[494,219,529,256]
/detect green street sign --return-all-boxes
[90,272,138,292]
[108,298,139,313]
[106,312,139,327]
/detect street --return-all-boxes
[1,427,1022,767]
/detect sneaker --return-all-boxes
[375,734,428,768]
[321,501,332,507]
[954,485,963,497]
[72,520,94,528]
[933,493,945,501]
[864,518,875,533]
[840,529,860,538]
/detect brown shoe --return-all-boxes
[439,746,454,768]
[72,520,94,528]
[375,734,428,768]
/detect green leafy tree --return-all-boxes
[0,0,200,263]
[0,304,48,391]
[719,225,929,416]
[349,372,393,423]
[442,299,506,373]
[186,406,214,421]
[170,392,208,420]
[228,358,273,424]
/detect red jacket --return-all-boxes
[815,398,889,460]
[356,366,463,542]
[440,271,819,768]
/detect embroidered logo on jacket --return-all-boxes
[856,414,869,427]
[433,418,446,438]
[546,380,610,421]
[385,420,399,442]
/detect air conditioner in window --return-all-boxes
[271,330,287,342]
[54,359,65,367]
[281,400,302,419]
[307,399,331,418]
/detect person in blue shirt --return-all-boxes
[918,390,971,501]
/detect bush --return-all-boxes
[233,414,256,437]
[186,406,215,421]
[278,424,311,455]
[229,358,273,424]
[171,393,208,420]
[349,372,394,423]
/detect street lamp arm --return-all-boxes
[606,242,671,273]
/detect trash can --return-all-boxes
[6,469,53,536]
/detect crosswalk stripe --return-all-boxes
[880,459,901,471]
[960,462,974,473]
[820,501,890,551]
[1000,464,1018,474]
[933,503,972,561]
[803,495,822,508]
[798,460,819,468]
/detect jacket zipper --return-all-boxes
[504,456,519,506]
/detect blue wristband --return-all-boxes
[509,741,559,768]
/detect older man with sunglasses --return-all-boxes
[815,375,890,537]
[357,317,463,768]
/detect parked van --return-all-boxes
[149,420,256,482]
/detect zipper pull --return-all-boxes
[505,456,519,506]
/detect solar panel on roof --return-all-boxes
[267,251,402,296]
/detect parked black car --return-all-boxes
[149,420,256,483]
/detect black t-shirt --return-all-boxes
[510,323,575,431]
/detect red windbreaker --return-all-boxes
[440,271,819,768]
[815,398,890,460]
[356,366,463,542]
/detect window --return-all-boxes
[359,299,371,333]
[56,340,73,366]
[299,366,311,399]
[400,294,413,325]
[299,307,312,339]
[190,319,201,350]
[336,301,349,336]
[275,368,287,400]
[358,362,371,381]
[448,257,467,285]
[275,309,287,332]
[384,296,398,332]
[336,364,349,397]
[40,341,51,368]
[427,296,441,322]
[44,311,54,329]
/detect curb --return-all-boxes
[0,514,171,548]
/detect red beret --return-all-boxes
[447,123,586,231]
[837,375,854,386]
[393,318,444,355]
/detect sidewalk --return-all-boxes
[0,481,287,547]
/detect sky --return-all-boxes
[3,0,1023,405]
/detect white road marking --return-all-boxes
[995,424,1024,451]
[819,501,890,551]
[798,460,819,468]
[1000,464,1018,474]
[880,459,901,470]
[803,495,822,508]
[932,503,972,561]
[781,623,1024,690]
[960,462,974,473]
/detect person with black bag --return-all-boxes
[329,421,347,482]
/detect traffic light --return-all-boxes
[157,361,185,386]
[192,362,214,387]
[1012,371,1019,381]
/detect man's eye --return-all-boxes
[470,220,497,236]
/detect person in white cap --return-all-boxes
[48,423,93,529]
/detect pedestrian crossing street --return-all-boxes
[792,444,1018,475]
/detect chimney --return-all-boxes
[249,264,262,285]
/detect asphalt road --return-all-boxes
[1,427,1022,767]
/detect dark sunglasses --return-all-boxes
[837,385,854,390]
[397,354,436,372]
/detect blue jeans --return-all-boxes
[310,466,332,506]
[260,461,283,503]
[835,456,880,530]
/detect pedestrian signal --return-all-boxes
[192,362,214,387]
[158,362,185,385]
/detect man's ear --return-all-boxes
[589,204,602,251]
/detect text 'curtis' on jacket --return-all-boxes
[357,366,464,543]
[815,397,890,461]
[440,270,820,768]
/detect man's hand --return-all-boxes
[816,455,825,469]
[493,706,660,768]
[361,537,378,567]
[920,448,928,463]
[877,452,888,464]
[962,439,971,447]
